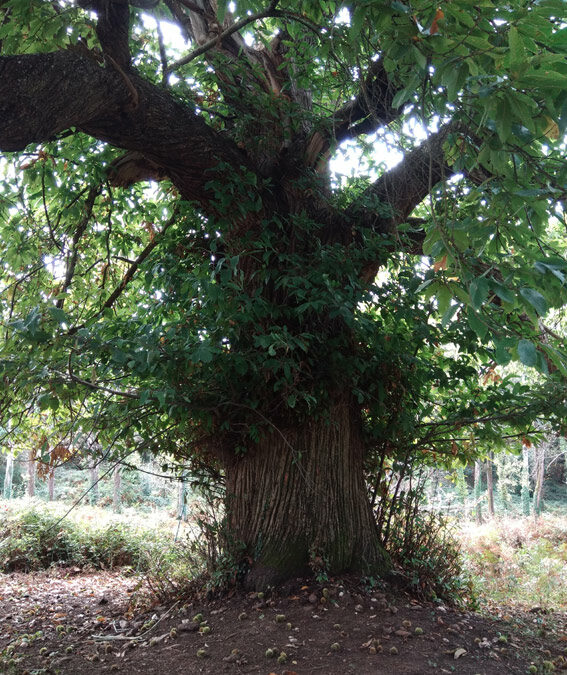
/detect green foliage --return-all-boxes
[0,0,565,468]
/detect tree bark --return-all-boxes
[48,467,55,501]
[473,460,483,524]
[532,445,545,517]
[224,397,390,589]
[486,452,495,518]
[177,475,187,521]
[113,465,122,513]
[27,449,36,498]
[90,460,100,506]
[3,452,14,499]
[521,444,531,516]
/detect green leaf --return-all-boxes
[467,308,488,340]
[191,342,213,364]
[469,277,489,310]
[491,282,515,304]
[519,287,548,316]
[391,86,413,109]
[508,26,526,72]
[517,70,567,89]
[48,306,67,324]
[517,339,537,367]
[411,45,427,70]
[493,339,511,365]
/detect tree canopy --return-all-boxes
[1,0,567,586]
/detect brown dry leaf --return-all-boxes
[434,255,447,272]
[454,647,467,659]
[544,117,560,141]
[429,8,444,34]
[395,629,411,638]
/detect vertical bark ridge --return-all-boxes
[225,398,389,589]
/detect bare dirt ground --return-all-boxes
[1,570,566,675]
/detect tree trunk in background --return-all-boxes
[494,453,510,510]
[113,465,121,513]
[473,460,483,524]
[429,469,440,508]
[486,453,495,518]
[27,449,36,498]
[521,444,531,516]
[90,461,100,506]
[456,466,469,519]
[224,398,390,590]
[3,452,14,499]
[532,445,545,517]
[177,476,186,521]
[48,468,55,501]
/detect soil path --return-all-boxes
[1,571,565,674]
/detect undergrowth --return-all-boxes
[384,504,475,607]
[0,499,175,573]
[460,515,567,611]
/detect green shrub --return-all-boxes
[384,502,475,607]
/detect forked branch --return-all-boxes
[333,59,401,143]
[350,124,455,235]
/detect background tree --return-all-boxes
[522,443,532,516]
[3,450,14,500]
[486,452,495,519]
[1,0,567,587]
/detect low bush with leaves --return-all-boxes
[0,499,173,573]
[382,499,475,607]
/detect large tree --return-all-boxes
[1,0,567,587]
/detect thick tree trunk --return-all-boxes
[224,398,389,589]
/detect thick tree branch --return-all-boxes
[333,60,400,144]
[305,60,402,169]
[349,125,455,236]
[166,0,279,73]
[0,52,252,206]
[56,185,101,310]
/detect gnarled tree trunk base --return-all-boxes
[224,399,390,590]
